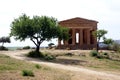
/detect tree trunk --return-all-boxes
[35,45,43,57]
[96,39,100,52]
[97,43,99,52]
[36,45,40,53]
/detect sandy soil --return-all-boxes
[0,50,120,80]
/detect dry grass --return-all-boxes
[0,49,120,80]
[41,49,120,73]
[0,54,72,80]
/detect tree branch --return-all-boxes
[30,38,37,46]
[33,36,38,39]
[40,38,45,44]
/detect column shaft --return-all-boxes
[72,29,75,45]
[79,29,83,45]
[87,29,90,45]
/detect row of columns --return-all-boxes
[58,28,92,46]
[71,28,91,45]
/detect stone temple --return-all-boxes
[57,17,98,50]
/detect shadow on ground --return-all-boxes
[52,58,87,65]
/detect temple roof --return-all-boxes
[59,17,98,24]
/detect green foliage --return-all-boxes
[10,14,33,41]
[27,51,56,60]
[103,52,108,55]
[103,38,113,50]
[27,51,44,58]
[22,70,34,77]
[90,51,117,59]
[92,29,108,52]
[103,38,113,45]
[57,26,69,41]
[90,50,98,57]
[10,14,69,52]
[35,64,41,69]
[23,46,31,49]
[90,50,109,59]
[0,36,10,46]
[92,29,107,42]
[44,54,56,61]
[102,52,109,59]
[0,46,8,50]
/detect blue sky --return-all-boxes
[0,0,120,47]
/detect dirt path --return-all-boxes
[0,50,120,80]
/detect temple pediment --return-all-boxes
[59,17,98,28]
[59,17,98,24]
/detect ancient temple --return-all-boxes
[57,17,98,50]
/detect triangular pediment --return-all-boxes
[59,17,98,24]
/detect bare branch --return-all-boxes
[33,36,38,39]
[30,38,37,46]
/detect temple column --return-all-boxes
[72,29,75,45]
[79,29,83,45]
[93,30,97,45]
[87,29,90,45]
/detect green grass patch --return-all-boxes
[35,64,41,69]
[90,50,98,57]
[22,70,34,77]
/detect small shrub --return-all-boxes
[44,55,56,61]
[22,70,34,77]
[65,53,74,56]
[96,55,103,59]
[27,51,56,60]
[27,51,44,58]
[90,50,98,57]
[35,64,41,69]
[103,52,108,55]
[101,52,109,58]
[23,46,31,49]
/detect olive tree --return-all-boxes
[93,29,107,52]
[10,14,69,53]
